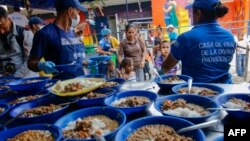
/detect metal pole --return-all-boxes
[126,0,129,21]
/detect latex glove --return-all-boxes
[38,61,58,74]
[87,60,95,66]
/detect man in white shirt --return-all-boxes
[8,6,28,28]
[236,32,249,77]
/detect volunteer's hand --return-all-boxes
[106,52,112,56]
[38,61,58,74]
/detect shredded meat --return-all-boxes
[8,95,43,104]
[127,125,193,141]
[7,130,54,141]
[101,82,118,88]
[21,104,62,118]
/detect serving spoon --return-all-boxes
[177,109,227,134]
[206,107,243,111]
[188,79,193,94]
[153,68,163,82]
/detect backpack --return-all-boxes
[15,25,25,63]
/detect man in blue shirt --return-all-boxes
[28,0,88,80]
[162,0,236,83]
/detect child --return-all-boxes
[106,60,122,79]
[155,40,178,75]
[121,58,136,81]
[236,32,249,77]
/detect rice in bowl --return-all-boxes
[161,99,210,117]
[223,97,250,111]
[63,115,119,140]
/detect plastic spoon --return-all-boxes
[153,68,163,81]
[207,107,243,111]
[177,119,221,134]
[188,79,193,94]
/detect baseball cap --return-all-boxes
[55,0,88,13]
[167,24,174,29]
[190,0,220,11]
[101,28,111,36]
[28,17,45,26]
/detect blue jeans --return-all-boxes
[236,54,246,77]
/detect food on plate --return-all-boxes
[162,76,186,84]
[101,82,118,88]
[21,79,42,84]
[81,92,106,99]
[178,86,218,96]
[63,115,118,140]
[161,99,209,117]
[112,96,150,107]
[127,124,193,141]
[223,97,250,111]
[54,80,103,94]
[7,130,54,141]
[0,107,5,113]
[20,104,62,118]
[8,94,43,105]
[0,86,9,90]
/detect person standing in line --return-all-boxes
[235,32,249,77]
[118,24,146,82]
[9,5,28,28]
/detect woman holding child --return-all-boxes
[118,24,146,82]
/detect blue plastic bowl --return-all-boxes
[76,88,116,107]
[215,93,250,119]
[0,76,21,86]
[0,90,50,107]
[172,83,224,97]
[154,75,192,90]
[6,77,50,93]
[104,78,126,92]
[213,136,224,141]
[54,64,80,73]
[55,107,126,141]
[104,90,158,115]
[0,103,10,119]
[9,97,70,125]
[154,94,219,124]
[115,116,206,141]
[0,124,62,141]
[78,74,106,79]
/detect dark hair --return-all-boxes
[160,40,170,49]
[193,2,228,21]
[107,60,115,66]
[121,58,133,68]
[13,6,20,12]
[125,23,136,32]
[54,0,67,14]
[0,6,8,19]
[156,25,162,31]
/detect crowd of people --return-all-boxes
[0,0,248,84]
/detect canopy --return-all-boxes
[0,0,93,10]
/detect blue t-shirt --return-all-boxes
[170,20,236,83]
[99,38,111,52]
[169,31,178,42]
[31,24,85,79]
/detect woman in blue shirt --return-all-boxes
[162,0,236,84]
